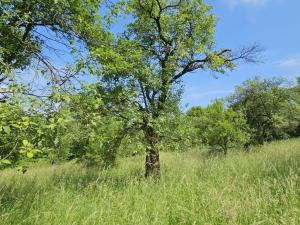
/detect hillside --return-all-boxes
[0,139,299,225]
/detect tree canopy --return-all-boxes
[0,0,105,92]
[228,77,300,144]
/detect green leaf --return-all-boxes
[22,139,29,146]
[26,152,34,159]
[3,126,11,134]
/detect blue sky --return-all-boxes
[182,0,300,108]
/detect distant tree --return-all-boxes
[228,77,300,145]
[288,76,300,136]
[187,106,210,146]
[188,101,249,155]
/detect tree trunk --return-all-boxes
[145,146,160,178]
[223,147,228,156]
[144,127,161,178]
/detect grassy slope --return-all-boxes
[0,139,299,225]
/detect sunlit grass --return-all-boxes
[0,139,299,225]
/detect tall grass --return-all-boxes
[0,139,299,225]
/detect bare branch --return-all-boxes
[227,43,263,64]
[171,45,262,83]
[139,82,150,113]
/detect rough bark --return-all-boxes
[144,125,161,178]
[145,145,160,178]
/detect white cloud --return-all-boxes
[277,54,300,68]
[224,0,269,8]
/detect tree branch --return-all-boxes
[171,45,262,83]
[139,81,150,113]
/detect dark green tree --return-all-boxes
[228,77,300,145]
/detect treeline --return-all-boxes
[187,77,300,154]
[1,76,300,169]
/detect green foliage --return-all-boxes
[19,139,42,159]
[156,114,199,152]
[56,84,127,167]
[0,0,108,166]
[0,100,41,167]
[228,77,300,144]
[188,101,249,155]
[0,0,104,74]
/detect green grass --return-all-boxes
[0,139,299,225]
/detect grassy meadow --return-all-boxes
[0,139,299,225]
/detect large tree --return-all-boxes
[91,0,259,177]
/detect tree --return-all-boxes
[203,101,249,156]
[187,101,249,155]
[90,0,259,177]
[228,77,300,145]
[187,105,210,146]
